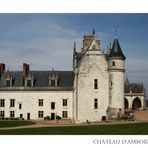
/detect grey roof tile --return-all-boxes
[109,38,126,60]
[0,71,74,87]
[125,83,144,93]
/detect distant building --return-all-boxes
[0,30,146,123]
[124,78,146,111]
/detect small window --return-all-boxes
[38,111,44,118]
[112,61,115,66]
[10,99,15,107]
[19,104,22,110]
[51,102,55,110]
[0,99,5,107]
[0,111,5,118]
[27,80,31,87]
[94,98,98,109]
[39,99,43,107]
[63,99,67,106]
[10,111,15,118]
[62,111,68,118]
[94,79,98,89]
[110,81,113,87]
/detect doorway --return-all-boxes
[27,113,30,120]
[20,114,23,118]
[51,113,55,120]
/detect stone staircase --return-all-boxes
[133,110,148,121]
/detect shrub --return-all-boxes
[56,115,61,120]
[117,114,135,121]
[44,116,50,120]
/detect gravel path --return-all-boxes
[0,120,148,131]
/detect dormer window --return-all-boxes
[49,69,59,87]
[51,80,56,87]
[24,74,33,87]
[5,74,12,87]
[6,79,11,86]
[27,79,31,87]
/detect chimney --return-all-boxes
[81,35,100,52]
[0,63,5,78]
[23,63,29,76]
[82,35,93,51]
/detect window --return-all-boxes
[5,75,12,87]
[6,80,11,87]
[39,99,43,107]
[62,111,68,118]
[20,114,23,118]
[0,99,5,107]
[38,111,44,118]
[19,104,22,110]
[27,80,31,87]
[51,80,55,86]
[63,99,67,106]
[10,99,15,107]
[110,81,113,87]
[10,111,15,118]
[112,61,115,66]
[51,102,55,110]
[49,70,59,87]
[94,79,98,89]
[94,98,98,109]
[0,111,5,118]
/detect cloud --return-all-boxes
[0,14,147,98]
[0,18,83,71]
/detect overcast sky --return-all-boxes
[0,13,148,96]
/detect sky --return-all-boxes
[0,13,148,96]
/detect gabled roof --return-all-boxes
[0,71,74,88]
[109,38,126,60]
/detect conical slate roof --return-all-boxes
[109,38,126,60]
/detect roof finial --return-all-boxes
[73,41,76,52]
[93,28,95,36]
[125,75,129,84]
[115,28,118,39]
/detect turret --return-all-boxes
[108,37,126,119]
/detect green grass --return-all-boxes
[1,122,148,135]
[0,120,36,128]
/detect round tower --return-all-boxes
[108,37,126,119]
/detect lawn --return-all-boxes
[0,122,148,135]
[0,120,36,128]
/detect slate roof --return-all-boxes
[0,71,74,88]
[125,83,144,93]
[109,38,126,60]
